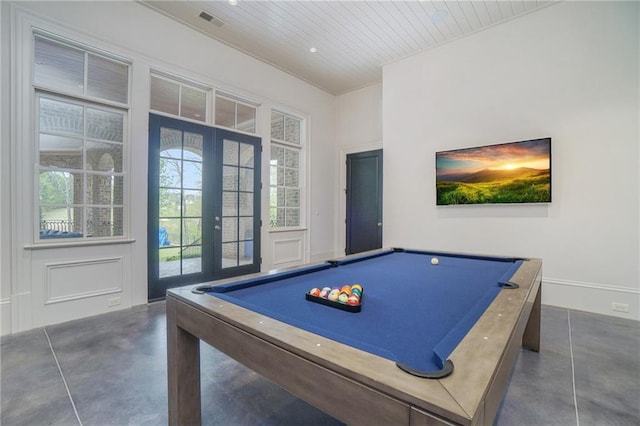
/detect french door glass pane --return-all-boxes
[222,139,254,269]
[158,127,203,278]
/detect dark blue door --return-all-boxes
[346,149,383,255]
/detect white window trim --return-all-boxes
[268,108,308,231]
[11,9,134,248]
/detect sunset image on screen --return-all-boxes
[436,138,551,205]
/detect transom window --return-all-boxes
[34,34,129,241]
[150,74,208,122]
[270,111,303,228]
[215,93,257,134]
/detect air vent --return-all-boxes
[199,11,225,28]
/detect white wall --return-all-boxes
[1,0,337,333]
[383,1,639,320]
[334,83,383,255]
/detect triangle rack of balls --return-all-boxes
[306,284,364,313]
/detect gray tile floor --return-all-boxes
[1,304,638,426]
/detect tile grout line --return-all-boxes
[567,310,580,426]
[43,328,83,426]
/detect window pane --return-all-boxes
[86,108,124,142]
[237,103,256,133]
[286,208,300,227]
[183,190,201,217]
[239,241,253,265]
[160,127,182,156]
[86,173,123,205]
[223,166,238,191]
[239,217,253,241]
[86,141,122,172]
[39,170,76,206]
[222,242,238,268]
[285,168,298,187]
[239,143,254,167]
[285,148,299,168]
[87,54,128,104]
[276,208,286,227]
[183,218,201,246]
[239,193,253,216]
[222,192,238,216]
[160,218,180,247]
[40,98,83,135]
[88,206,120,237]
[183,161,202,189]
[215,96,235,128]
[271,111,284,140]
[182,244,202,275]
[151,76,179,115]
[222,217,237,243]
[223,140,239,165]
[159,188,181,217]
[183,133,203,161]
[285,116,301,144]
[181,86,206,121]
[39,134,83,169]
[271,145,284,166]
[239,168,253,192]
[160,158,182,188]
[286,188,299,207]
[34,37,84,95]
[39,206,83,239]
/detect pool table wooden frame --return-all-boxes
[167,250,542,426]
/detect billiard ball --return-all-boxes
[431,257,439,265]
[309,288,321,297]
[347,295,360,306]
[351,284,363,293]
[350,288,361,298]
[338,292,349,304]
[340,285,352,294]
[328,289,340,301]
[319,287,331,298]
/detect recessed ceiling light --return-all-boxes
[309,47,317,53]
[229,0,238,5]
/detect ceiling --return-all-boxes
[141,0,557,95]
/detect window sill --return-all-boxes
[25,238,137,250]
[268,227,308,234]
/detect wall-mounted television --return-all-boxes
[436,137,551,205]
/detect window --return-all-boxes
[269,111,303,228]
[34,34,129,240]
[150,74,207,122]
[215,93,257,134]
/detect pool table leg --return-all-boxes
[522,282,541,352]
[167,296,201,426]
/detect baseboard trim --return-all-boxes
[0,298,11,336]
[542,277,639,321]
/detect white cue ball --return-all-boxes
[431,257,439,265]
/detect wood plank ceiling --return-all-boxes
[142,1,557,95]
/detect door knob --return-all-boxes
[214,225,221,230]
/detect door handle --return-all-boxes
[214,225,221,230]
[377,223,382,227]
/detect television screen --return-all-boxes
[436,137,551,205]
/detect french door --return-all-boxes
[148,114,261,300]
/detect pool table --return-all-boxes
[167,248,542,426]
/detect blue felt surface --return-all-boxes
[209,251,521,374]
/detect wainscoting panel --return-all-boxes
[272,238,303,266]
[44,257,123,305]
